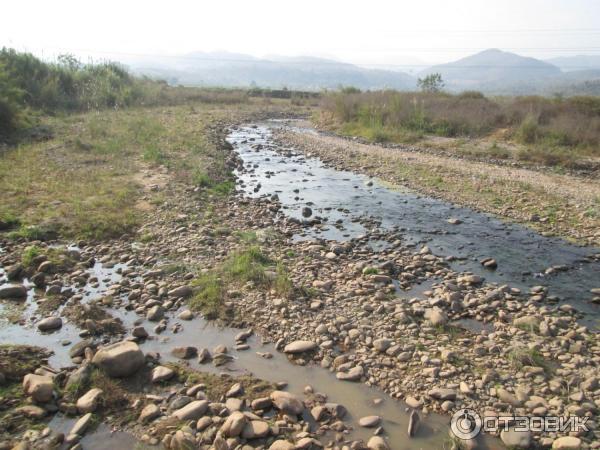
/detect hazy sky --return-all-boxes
[3,0,600,66]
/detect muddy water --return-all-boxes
[2,258,492,449]
[229,122,600,327]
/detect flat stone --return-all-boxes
[139,403,161,423]
[336,366,364,381]
[359,415,381,427]
[70,413,93,436]
[69,340,94,358]
[172,400,209,420]
[283,340,317,354]
[552,437,582,449]
[37,317,63,332]
[76,388,103,413]
[0,283,27,299]
[428,388,456,401]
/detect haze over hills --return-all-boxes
[419,49,561,91]
[546,55,600,72]
[127,49,600,95]
[129,51,416,91]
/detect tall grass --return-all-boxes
[321,90,600,164]
[0,48,253,142]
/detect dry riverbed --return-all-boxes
[0,112,598,450]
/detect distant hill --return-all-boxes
[419,49,561,92]
[546,55,600,72]
[129,51,417,91]
[124,49,600,95]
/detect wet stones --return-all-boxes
[171,346,197,359]
[37,316,63,332]
[146,305,165,321]
[132,326,149,339]
[91,341,144,378]
[70,412,93,437]
[407,409,420,437]
[358,415,381,427]
[301,207,312,217]
[336,365,364,382]
[0,283,27,299]
[69,339,95,359]
[367,436,391,450]
[480,257,498,269]
[177,309,194,320]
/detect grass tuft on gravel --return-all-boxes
[189,246,292,320]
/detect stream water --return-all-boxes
[3,119,597,450]
[230,122,600,327]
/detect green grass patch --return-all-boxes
[507,347,552,373]
[189,246,293,320]
[21,245,42,267]
[189,273,224,319]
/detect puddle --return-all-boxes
[229,123,600,326]
[48,416,137,450]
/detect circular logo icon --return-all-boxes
[451,408,482,440]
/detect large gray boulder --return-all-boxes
[91,341,144,377]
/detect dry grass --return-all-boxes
[321,90,600,168]
[0,99,282,242]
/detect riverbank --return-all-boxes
[0,111,598,450]
[277,126,600,247]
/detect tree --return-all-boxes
[417,73,444,93]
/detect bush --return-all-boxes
[321,89,600,161]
